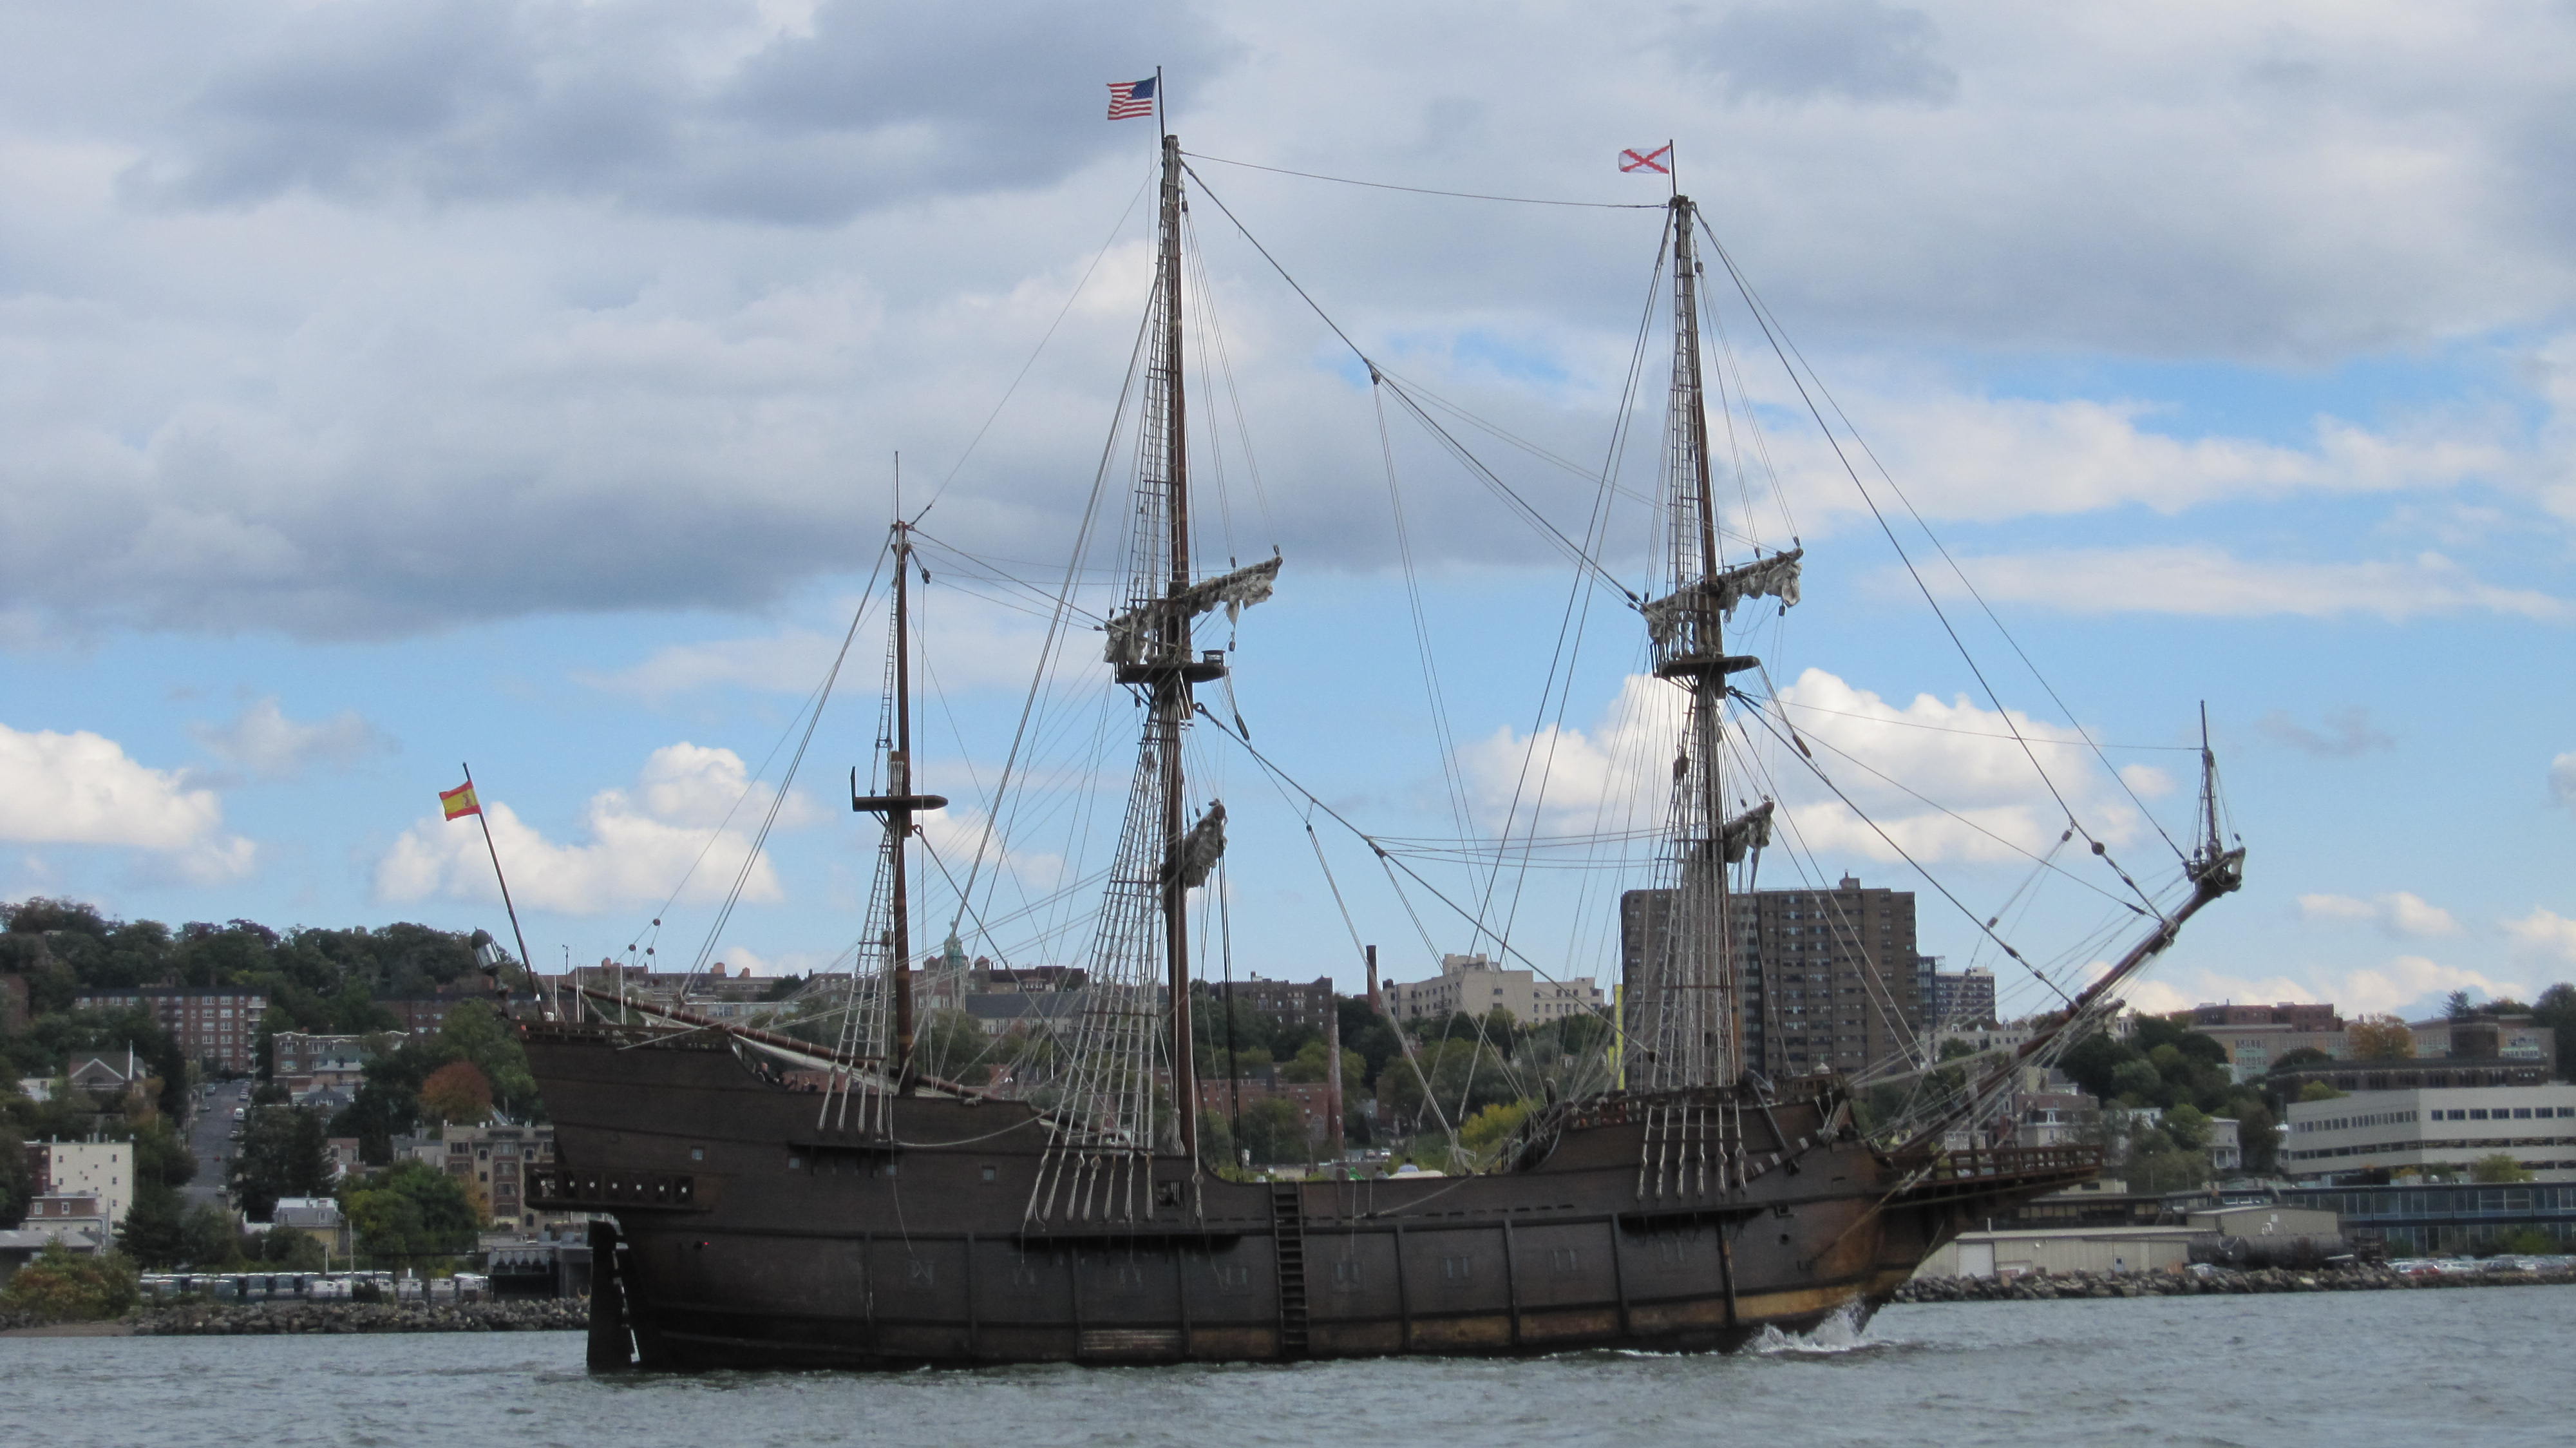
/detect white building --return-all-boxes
[2283,1084,2576,1181]
[31,1139,134,1230]
[1387,953,1604,1027]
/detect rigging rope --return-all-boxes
[1182,151,1663,211]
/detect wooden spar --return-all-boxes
[461,761,536,991]
[566,985,1020,1100]
[1897,843,2245,1156]
[891,516,916,1091]
[851,496,948,1094]
[1157,128,1199,1163]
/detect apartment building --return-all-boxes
[71,986,268,1072]
[1386,953,1604,1027]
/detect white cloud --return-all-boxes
[2550,752,2576,815]
[0,721,256,881]
[1459,666,2161,865]
[580,604,1050,701]
[374,743,801,915]
[2128,955,2528,1020]
[1921,548,2570,621]
[2297,891,2460,940]
[1769,388,2517,531]
[8,5,2576,638]
[2504,908,2576,967]
[190,696,388,779]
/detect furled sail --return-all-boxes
[1641,548,1803,649]
[1104,555,1283,666]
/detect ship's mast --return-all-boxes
[1152,129,1200,1161]
[1032,128,1280,1221]
[847,516,947,1101]
[1634,195,1799,1094]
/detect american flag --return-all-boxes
[1107,76,1157,120]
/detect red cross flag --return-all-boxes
[1618,143,1673,175]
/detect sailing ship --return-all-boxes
[521,133,2244,1369]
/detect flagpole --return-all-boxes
[462,761,535,996]
[1669,137,1678,198]
[1156,64,1167,140]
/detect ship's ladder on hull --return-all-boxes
[1270,1182,1310,1357]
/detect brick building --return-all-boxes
[1621,875,1925,1078]
[1213,974,1334,1040]
[437,1123,562,1230]
[272,1033,375,1094]
[71,986,269,1073]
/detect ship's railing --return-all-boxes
[1908,1144,2101,1183]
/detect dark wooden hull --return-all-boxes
[524,1024,2092,1369]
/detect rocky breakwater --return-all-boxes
[1895,1262,2576,1304]
[133,1299,591,1335]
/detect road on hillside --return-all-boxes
[182,1081,249,1212]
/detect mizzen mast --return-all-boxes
[833,517,947,1125]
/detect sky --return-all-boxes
[3,1,2573,1026]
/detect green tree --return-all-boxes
[118,1180,187,1268]
[0,1117,31,1228]
[2109,1058,2165,1105]
[2470,1152,2533,1184]
[343,1160,480,1262]
[2,1241,140,1320]
[1236,1097,1312,1166]
[2163,1103,2213,1154]
[179,1203,244,1268]
[2533,983,2576,1084]
[256,1224,327,1270]
[2444,989,2476,1021]
[230,1105,332,1220]
[1459,1099,1534,1160]
[2298,1081,2344,1102]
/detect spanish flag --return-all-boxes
[440,781,481,821]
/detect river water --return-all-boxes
[6,1286,2566,1447]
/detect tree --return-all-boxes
[1235,1098,1311,1167]
[2470,1153,2533,1184]
[0,1118,30,1228]
[230,1105,332,1220]
[180,1203,243,1268]
[2164,1103,2213,1154]
[2298,1081,2344,1102]
[417,1060,494,1125]
[1459,1100,1534,1160]
[2445,989,2476,1022]
[118,1181,187,1268]
[344,1160,480,1262]
[2348,1015,2415,1061]
[2,1241,140,1320]
[256,1224,327,1270]
[2109,1059,2164,1105]
[2534,983,2576,1083]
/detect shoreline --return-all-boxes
[1893,1263,2576,1304]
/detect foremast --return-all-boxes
[1630,195,1801,1097]
[1032,133,1278,1224]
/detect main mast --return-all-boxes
[1151,130,1200,1161]
[1634,195,1799,1094]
